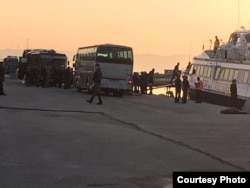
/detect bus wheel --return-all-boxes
[86,80,92,94]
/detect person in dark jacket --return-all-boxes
[182,75,190,103]
[132,72,140,93]
[174,75,182,103]
[86,64,103,105]
[0,61,6,95]
[148,68,155,95]
[170,62,180,83]
[230,79,237,108]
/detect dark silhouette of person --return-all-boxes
[64,67,71,89]
[140,71,147,94]
[25,66,32,87]
[170,62,180,83]
[148,68,155,95]
[0,61,6,95]
[86,63,103,105]
[230,79,237,109]
[182,75,190,103]
[186,61,191,73]
[214,36,220,54]
[132,72,140,93]
[174,75,182,103]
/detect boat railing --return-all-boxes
[194,48,250,65]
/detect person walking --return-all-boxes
[0,61,6,95]
[230,79,237,109]
[195,77,203,103]
[86,63,103,105]
[182,75,190,103]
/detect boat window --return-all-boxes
[245,34,250,43]
[203,66,208,77]
[228,69,234,81]
[219,69,226,80]
[196,66,200,76]
[233,70,238,80]
[199,66,204,76]
[243,71,249,84]
[207,67,212,78]
[215,67,221,79]
[248,72,250,84]
[189,65,195,75]
[229,33,238,44]
[224,69,229,80]
[246,34,250,47]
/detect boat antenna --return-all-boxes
[188,46,191,61]
[237,0,240,29]
[27,38,29,50]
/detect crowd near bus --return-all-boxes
[23,65,74,89]
[17,49,72,88]
[132,68,155,95]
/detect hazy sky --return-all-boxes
[1,0,250,71]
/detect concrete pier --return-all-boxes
[1,77,250,188]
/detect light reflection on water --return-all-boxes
[152,87,175,96]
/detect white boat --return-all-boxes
[187,28,250,109]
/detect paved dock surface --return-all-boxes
[0,77,250,188]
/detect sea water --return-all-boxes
[152,87,175,96]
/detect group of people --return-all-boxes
[170,61,203,104]
[24,65,74,89]
[172,64,237,108]
[1,60,239,108]
[132,68,155,95]
[174,75,190,104]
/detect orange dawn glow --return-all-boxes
[1,0,250,72]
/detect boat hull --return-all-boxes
[189,89,245,110]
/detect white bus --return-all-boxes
[73,44,133,96]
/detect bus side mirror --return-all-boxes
[73,63,75,68]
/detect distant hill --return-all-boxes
[0,48,189,73]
